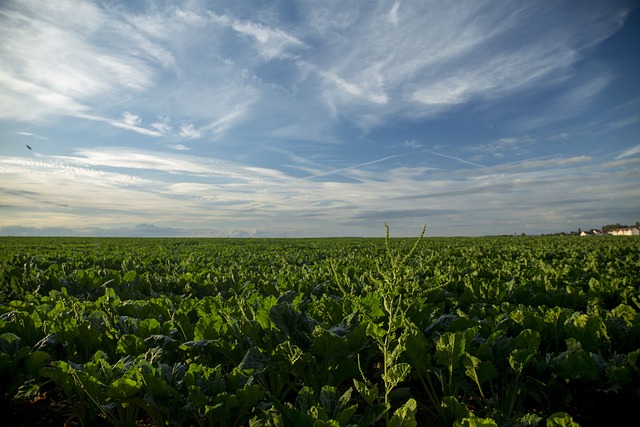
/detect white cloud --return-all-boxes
[402,140,423,150]
[209,11,308,60]
[179,124,201,140]
[293,1,628,128]
[0,0,628,139]
[616,144,640,160]
[470,136,536,159]
[59,148,213,175]
[515,73,612,130]
[17,131,47,140]
[203,106,250,137]
[71,112,164,137]
[316,67,389,106]
[1,146,637,236]
[608,116,640,129]
[0,0,167,130]
[489,155,592,172]
[0,71,89,120]
[388,2,401,26]
[49,148,291,184]
[0,156,151,187]
[151,121,172,134]
[121,112,141,126]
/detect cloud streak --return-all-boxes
[1,145,636,236]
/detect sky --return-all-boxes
[1,0,639,237]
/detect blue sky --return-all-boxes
[1,0,639,237]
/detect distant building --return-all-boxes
[580,229,606,236]
[608,227,640,236]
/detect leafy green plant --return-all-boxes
[353,225,425,425]
[42,351,144,427]
[362,295,415,424]
[2,234,638,426]
[0,332,50,403]
[137,360,191,426]
[184,363,264,427]
[40,360,101,426]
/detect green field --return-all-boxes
[1,234,639,426]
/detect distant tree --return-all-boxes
[602,223,622,232]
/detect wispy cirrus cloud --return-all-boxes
[208,11,309,60]
[470,136,536,160]
[178,124,201,140]
[0,0,630,140]
[513,73,613,130]
[0,0,163,132]
[0,0,257,139]
[17,131,47,140]
[616,144,640,159]
[295,1,628,128]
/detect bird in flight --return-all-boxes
[26,144,32,151]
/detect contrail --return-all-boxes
[491,154,558,168]
[424,149,486,168]
[304,147,489,180]
[304,152,415,179]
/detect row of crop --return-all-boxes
[2,235,639,425]
[3,279,639,424]
[3,238,638,314]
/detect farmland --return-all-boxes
[1,232,639,426]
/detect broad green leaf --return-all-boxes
[454,415,499,427]
[512,329,541,351]
[108,377,141,400]
[463,353,497,397]
[388,398,417,427]
[256,295,277,330]
[366,322,386,342]
[238,383,264,409]
[435,327,477,380]
[0,332,22,353]
[194,314,224,340]
[442,395,471,420]
[239,348,269,376]
[353,379,378,407]
[404,328,431,372]
[312,420,340,427]
[116,334,148,356]
[508,348,536,373]
[552,339,597,381]
[546,412,580,427]
[357,293,384,321]
[383,363,411,390]
[179,339,215,351]
[123,270,137,282]
[318,385,339,418]
[311,326,349,360]
[23,350,51,377]
[517,412,544,426]
[138,318,162,338]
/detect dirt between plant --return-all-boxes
[3,385,447,427]
[4,390,154,427]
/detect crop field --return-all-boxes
[1,231,639,426]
